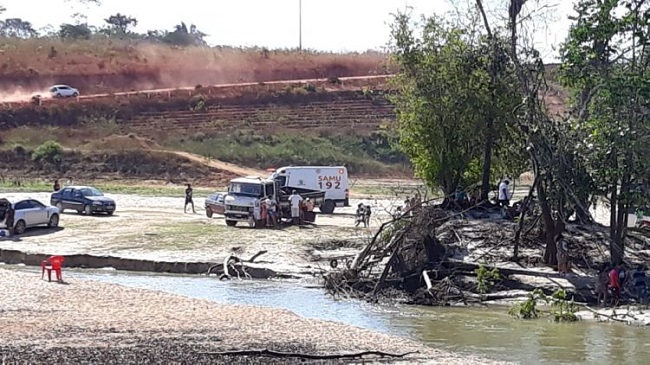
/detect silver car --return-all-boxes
[0,199,60,235]
[49,84,79,98]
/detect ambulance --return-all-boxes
[270,166,349,214]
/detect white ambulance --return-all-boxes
[270,166,350,214]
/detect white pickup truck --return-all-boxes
[223,176,325,227]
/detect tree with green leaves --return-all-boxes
[0,18,38,38]
[162,22,207,46]
[103,13,137,36]
[559,0,650,264]
[469,0,599,264]
[388,11,523,199]
[59,23,92,40]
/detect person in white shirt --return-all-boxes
[264,198,277,228]
[288,190,303,225]
[498,180,511,207]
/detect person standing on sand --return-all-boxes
[288,190,302,226]
[363,204,372,227]
[253,198,261,228]
[632,265,648,305]
[498,179,511,207]
[53,179,60,192]
[595,264,610,307]
[260,199,268,227]
[5,203,14,236]
[556,234,569,275]
[184,184,195,213]
[609,266,622,306]
[265,198,278,228]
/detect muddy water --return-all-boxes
[9,266,650,365]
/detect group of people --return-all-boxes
[354,203,372,227]
[555,233,648,307]
[252,190,314,228]
[596,263,648,307]
[399,193,422,217]
[252,195,280,228]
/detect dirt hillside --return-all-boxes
[0,38,389,97]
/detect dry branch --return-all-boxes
[199,349,418,360]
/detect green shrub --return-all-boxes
[32,140,63,163]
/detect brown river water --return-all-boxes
[5,265,650,364]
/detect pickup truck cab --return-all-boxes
[50,186,116,215]
[224,176,325,227]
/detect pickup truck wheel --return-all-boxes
[84,205,92,215]
[55,202,64,213]
[48,214,59,228]
[14,220,26,235]
[206,207,213,218]
[320,200,336,214]
[226,220,237,227]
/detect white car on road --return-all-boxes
[1,199,60,235]
[49,84,79,98]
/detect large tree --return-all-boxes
[469,0,598,264]
[560,0,650,264]
[103,13,137,35]
[0,18,37,38]
[389,12,522,198]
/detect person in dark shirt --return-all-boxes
[184,184,195,213]
[5,204,14,236]
[53,179,61,192]
[632,265,648,305]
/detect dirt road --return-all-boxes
[0,192,397,276]
[6,75,393,104]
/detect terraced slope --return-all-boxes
[123,97,396,135]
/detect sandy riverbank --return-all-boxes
[0,269,508,364]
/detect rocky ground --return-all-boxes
[0,269,509,364]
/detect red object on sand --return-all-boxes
[41,256,64,282]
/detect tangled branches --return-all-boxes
[325,206,460,303]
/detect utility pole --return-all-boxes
[299,0,302,51]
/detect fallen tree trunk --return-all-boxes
[199,349,419,360]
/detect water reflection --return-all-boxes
[6,266,650,365]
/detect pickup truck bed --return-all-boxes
[276,186,324,223]
[278,186,325,204]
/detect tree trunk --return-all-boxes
[538,182,559,266]
[513,153,540,258]
[609,176,625,264]
[480,122,494,202]
[513,173,539,259]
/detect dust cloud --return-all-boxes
[0,87,51,103]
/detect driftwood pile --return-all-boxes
[324,205,618,305]
[325,206,470,304]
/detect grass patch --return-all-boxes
[0,120,125,151]
[136,221,226,250]
[166,130,410,175]
[0,179,221,197]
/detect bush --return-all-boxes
[32,140,63,163]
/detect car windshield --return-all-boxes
[229,183,262,197]
[79,187,103,197]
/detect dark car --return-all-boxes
[205,192,227,218]
[50,186,116,215]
